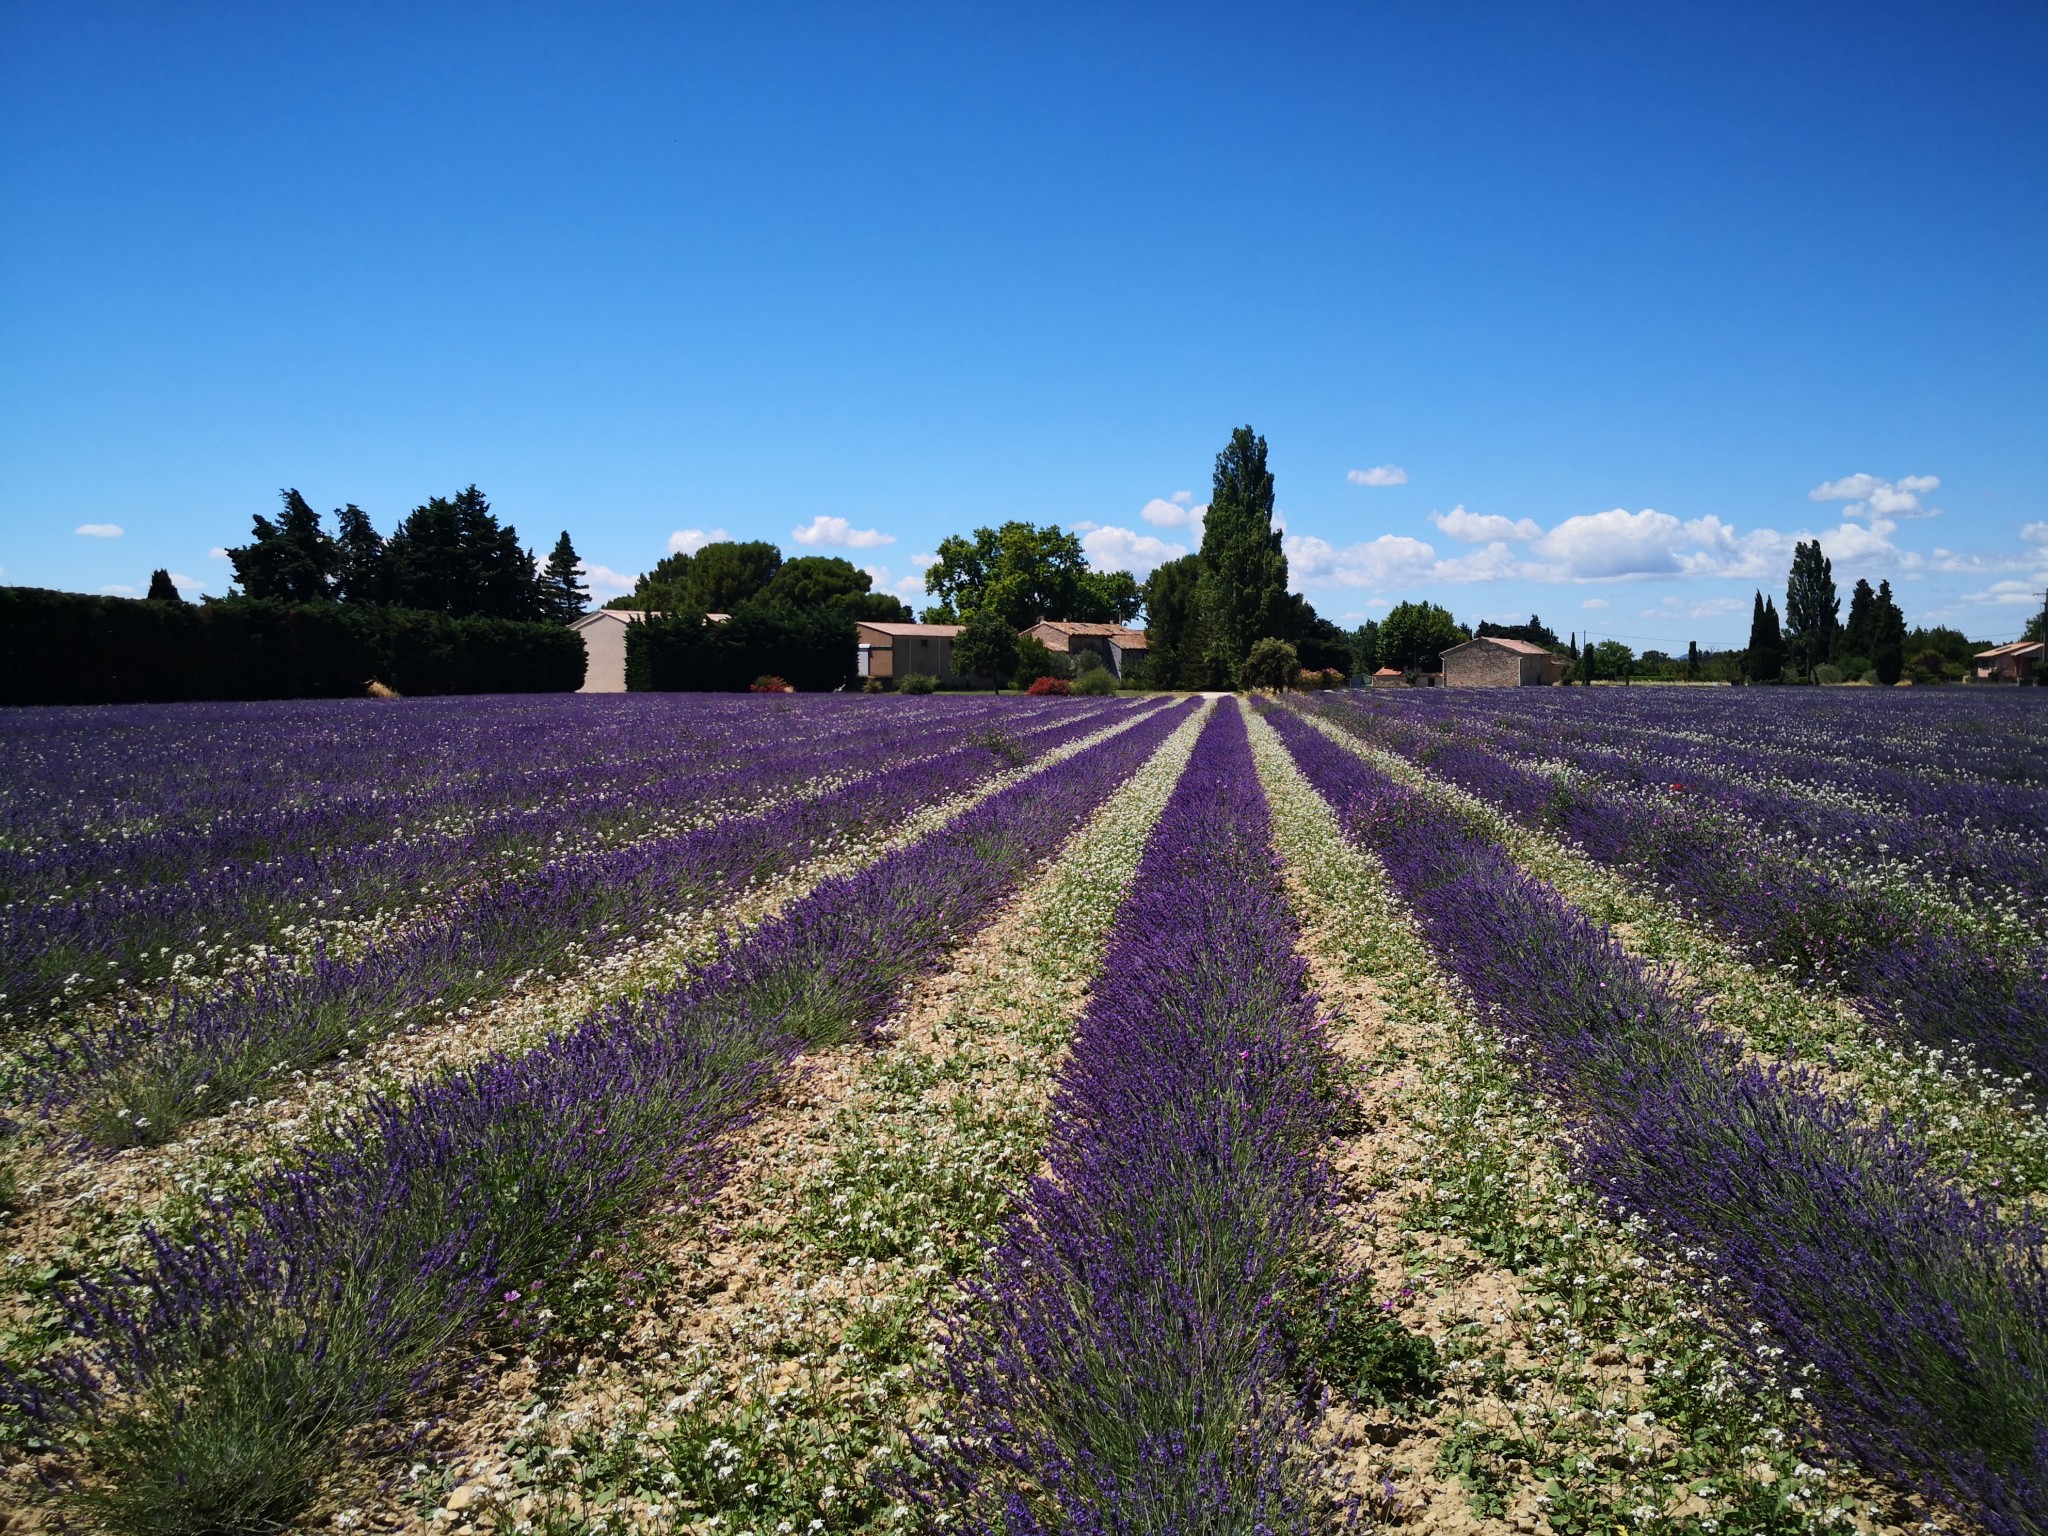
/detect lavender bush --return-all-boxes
[41,701,1127,1146]
[1267,703,2048,1533]
[927,702,1357,1531]
[3,699,1194,1535]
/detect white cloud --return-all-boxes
[668,527,730,555]
[1171,490,1194,505]
[1808,472,1942,520]
[1581,598,1610,610]
[910,551,937,570]
[1082,526,1188,579]
[75,523,123,538]
[791,515,895,549]
[860,562,927,599]
[1285,532,1441,588]
[1965,579,2048,607]
[1070,520,1103,533]
[1348,465,1408,487]
[579,562,639,599]
[1432,505,1541,543]
[1651,594,1747,620]
[1140,497,1206,531]
[2023,521,2048,546]
[99,583,137,595]
[169,572,203,594]
[208,547,230,560]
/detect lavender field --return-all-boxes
[0,688,2042,1535]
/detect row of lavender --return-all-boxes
[3,699,1196,1535]
[2,695,1052,1022]
[930,703,1376,1528]
[38,701,1130,1148]
[1305,691,2048,1088]
[1265,703,2048,1533]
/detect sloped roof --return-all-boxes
[1029,620,1147,639]
[1445,635,1559,657]
[857,622,963,638]
[1975,641,2044,660]
[1372,666,1404,677]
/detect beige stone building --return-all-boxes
[1021,620,1149,679]
[570,609,652,693]
[1441,635,1569,687]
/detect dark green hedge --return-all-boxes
[0,588,585,706]
[626,605,855,692]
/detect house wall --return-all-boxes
[1444,643,1524,687]
[898,633,959,681]
[576,617,633,693]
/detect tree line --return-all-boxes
[216,487,590,624]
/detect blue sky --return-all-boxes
[3,1,2043,649]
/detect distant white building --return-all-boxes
[569,609,731,693]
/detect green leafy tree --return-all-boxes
[2024,607,2045,643]
[1140,554,1204,690]
[1349,620,1380,673]
[333,504,390,605]
[1590,638,1635,680]
[146,569,183,603]
[755,555,909,620]
[541,531,590,624]
[1241,637,1300,691]
[685,540,783,612]
[1195,427,1290,688]
[227,488,339,603]
[952,605,1018,688]
[1378,600,1465,671]
[1475,614,1560,648]
[385,486,544,620]
[1746,592,1784,682]
[1871,579,1906,685]
[613,550,695,611]
[1011,633,1071,690]
[1784,539,1840,678]
[921,521,1139,632]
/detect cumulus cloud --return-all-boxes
[1581,598,1610,609]
[911,551,938,569]
[98,584,137,595]
[1082,526,1188,579]
[1140,497,1206,530]
[668,527,730,555]
[1965,579,2048,607]
[1808,472,1942,520]
[859,562,927,599]
[1650,594,1748,620]
[1348,465,1408,487]
[1432,505,1541,543]
[209,547,230,560]
[169,572,203,594]
[791,515,895,549]
[579,563,639,599]
[75,523,123,538]
[2024,521,2048,546]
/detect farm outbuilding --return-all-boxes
[570,610,653,694]
[1973,641,2042,683]
[1441,636,1569,687]
[856,622,973,684]
[1021,620,1150,679]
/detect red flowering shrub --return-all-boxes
[1025,676,1071,696]
[750,676,794,693]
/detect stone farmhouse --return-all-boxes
[1440,635,1570,687]
[1021,620,1149,679]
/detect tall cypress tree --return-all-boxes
[146,569,183,603]
[1872,579,1907,685]
[1195,426,1289,688]
[1746,591,1784,682]
[1841,577,1879,661]
[1783,538,1839,677]
[542,531,590,623]
[332,504,389,605]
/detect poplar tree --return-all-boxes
[1783,539,1839,677]
[1195,426,1290,688]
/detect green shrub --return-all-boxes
[627,603,855,692]
[1241,636,1301,691]
[0,588,584,706]
[1069,668,1116,695]
[900,673,938,694]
